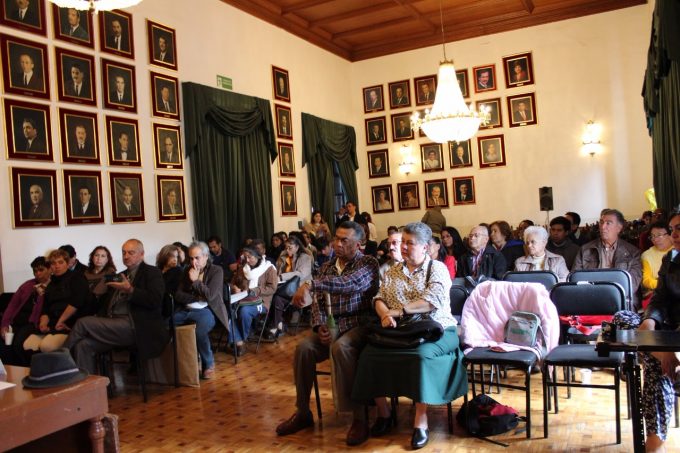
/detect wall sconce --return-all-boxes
[582,120,603,156]
[399,143,416,175]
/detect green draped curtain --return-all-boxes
[301,113,358,232]
[182,82,277,252]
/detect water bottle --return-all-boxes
[325,293,339,342]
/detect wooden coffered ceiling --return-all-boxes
[221,0,646,61]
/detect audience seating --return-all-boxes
[567,269,633,311]
[502,270,559,291]
[449,284,468,325]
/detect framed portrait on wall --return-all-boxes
[371,184,394,214]
[147,20,177,70]
[150,72,180,119]
[278,143,295,177]
[421,143,444,172]
[473,64,496,93]
[388,79,411,109]
[58,108,100,164]
[1,34,50,99]
[52,4,94,48]
[424,179,448,209]
[477,134,506,168]
[63,169,104,225]
[280,181,297,216]
[503,52,534,88]
[55,47,96,106]
[507,92,537,127]
[99,9,134,59]
[275,104,293,140]
[106,116,141,167]
[4,98,53,162]
[391,113,413,142]
[476,98,503,129]
[109,172,144,223]
[153,123,183,169]
[367,149,389,178]
[102,58,136,113]
[0,0,47,35]
[414,75,436,106]
[272,66,290,102]
[453,176,476,205]
[156,174,186,221]
[365,116,387,145]
[362,84,384,113]
[449,139,472,168]
[397,182,420,210]
[456,69,469,98]
[10,166,58,228]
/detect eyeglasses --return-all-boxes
[650,232,669,240]
[468,233,488,239]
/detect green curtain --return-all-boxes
[301,113,358,231]
[182,82,277,253]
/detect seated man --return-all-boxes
[65,239,168,374]
[173,241,227,379]
[546,216,581,269]
[379,228,402,279]
[376,225,398,263]
[207,235,237,281]
[457,225,507,280]
[275,221,380,446]
[59,244,88,274]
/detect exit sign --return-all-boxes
[217,75,232,90]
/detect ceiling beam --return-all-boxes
[519,0,535,14]
[312,1,395,27]
[281,0,333,15]
[392,0,437,31]
[332,16,416,41]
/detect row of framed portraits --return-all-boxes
[371,176,477,214]
[0,3,178,71]
[9,166,186,228]
[364,92,536,146]
[0,34,180,119]
[362,52,535,114]
[4,98,183,169]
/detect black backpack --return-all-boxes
[457,394,522,446]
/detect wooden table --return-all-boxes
[0,365,110,452]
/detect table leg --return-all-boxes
[625,352,645,453]
[89,415,105,453]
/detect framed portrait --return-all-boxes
[63,169,104,225]
[52,5,94,48]
[109,172,144,223]
[371,184,394,214]
[278,142,295,177]
[58,108,100,164]
[55,47,96,106]
[421,143,444,172]
[147,20,177,70]
[391,113,413,142]
[424,179,448,209]
[456,69,469,99]
[4,98,52,162]
[477,134,506,168]
[362,84,384,113]
[476,98,503,129]
[10,167,58,228]
[503,52,534,88]
[106,116,141,167]
[156,175,186,221]
[0,0,46,35]
[414,75,436,106]
[365,116,387,145]
[275,104,293,140]
[151,71,180,120]
[473,64,496,93]
[0,34,49,99]
[367,149,389,178]
[99,9,134,59]
[102,58,136,113]
[449,139,473,168]
[154,123,183,169]
[397,182,420,211]
[388,79,411,109]
[507,92,538,127]
[272,66,290,102]
[453,176,476,205]
[280,181,297,216]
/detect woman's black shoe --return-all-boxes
[410,428,429,449]
[264,329,282,340]
[370,415,393,436]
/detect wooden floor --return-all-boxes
[108,328,680,452]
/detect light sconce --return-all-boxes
[398,143,416,175]
[582,120,603,156]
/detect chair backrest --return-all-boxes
[503,270,558,290]
[223,283,231,304]
[450,284,469,319]
[549,281,625,316]
[0,292,14,314]
[567,269,633,310]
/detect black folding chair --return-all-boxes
[568,269,633,311]
[449,284,468,325]
[503,270,559,291]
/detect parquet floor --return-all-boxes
[108,328,680,452]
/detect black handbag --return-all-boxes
[366,313,444,349]
[275,275,301,299]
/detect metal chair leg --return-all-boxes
[313,373,322,420]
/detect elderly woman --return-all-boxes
[489,220,525,272]
[304,211,331,241]
[353,222,467,449]
[514,225,569,281]
[84,246,116,315]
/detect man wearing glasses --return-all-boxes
[457,225,506,280]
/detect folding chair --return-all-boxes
[503,270,559,291]
[568,269,633,311]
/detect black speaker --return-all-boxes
[539,187,553,211]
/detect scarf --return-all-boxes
[526,254,546,270]
[243,261,274,289]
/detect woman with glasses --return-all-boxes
[641,221,673,307]
[514,226,569,281]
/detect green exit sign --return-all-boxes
[217,75,232,90]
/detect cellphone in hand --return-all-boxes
[104,273,123,283]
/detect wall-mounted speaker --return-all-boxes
[539,186,553,211]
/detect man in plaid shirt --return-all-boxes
[276,221,379,446]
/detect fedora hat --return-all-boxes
[22,348,88,389]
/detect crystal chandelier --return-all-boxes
[50,0,142,13]
[410,2,489,143]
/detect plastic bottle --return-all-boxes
[325,293,339,342]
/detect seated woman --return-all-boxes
[157,244,183,296]
[230,247,277,355]
[640,221,673,307]
[267,233,286,263]
[269,236,312,338]
[613,211,680,453]
[24,249,90,353]
[441,226,465,260]
[353,222,467,449]
[490,220,525,273]
[514,225,569,281]
[304,211,331,242]
[0,257,50,365]
[84,246,116,315]
[428,236,456,279]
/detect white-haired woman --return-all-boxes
[514,225,569,281]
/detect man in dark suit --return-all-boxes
[476,70,492,90]
[64,62,90,98]
[11,0,37,25]
[26,184,52,220]
[114,131,136,161]
[154,36,172,63]
[162,187,182,216]
[512,101,531,123]
[69,124,94,158]
[366,89,381,110]
[13,53,43,91]
[160,136,179,164]
[457,182,472,203]
[106,18,129,51]
[394,119,410,139]
[280,150,293,174]
[371,156,386,175]
[62,8,88,40]
[283,189,295,212]
[109,75,131,105]
[17,118,46,154]
[369,123,383,142]
[418,83,434,104]
[73,186,98,218]
[116,186,140,216]
[452,144,469,166]
[65,239,169,375]
[336,201,366,227]
[392,86,408,106]
[157,86,176,113]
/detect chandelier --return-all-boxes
[50,0,142,13]
[410,2,489,143]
